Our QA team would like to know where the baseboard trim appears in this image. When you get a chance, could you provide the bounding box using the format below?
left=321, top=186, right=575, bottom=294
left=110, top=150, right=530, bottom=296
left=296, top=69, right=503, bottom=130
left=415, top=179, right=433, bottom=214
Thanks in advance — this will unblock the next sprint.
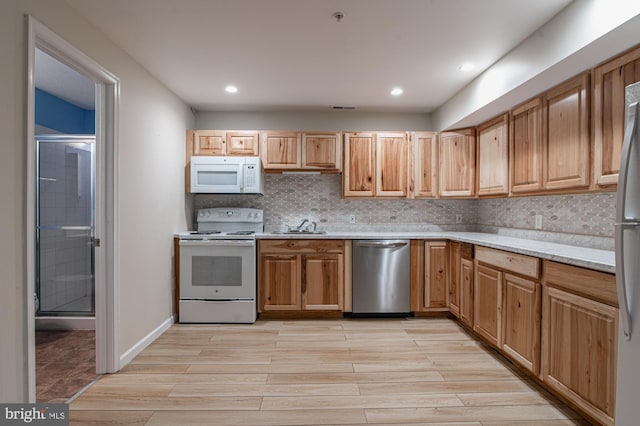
left=119, top=315, right=175, bottom=368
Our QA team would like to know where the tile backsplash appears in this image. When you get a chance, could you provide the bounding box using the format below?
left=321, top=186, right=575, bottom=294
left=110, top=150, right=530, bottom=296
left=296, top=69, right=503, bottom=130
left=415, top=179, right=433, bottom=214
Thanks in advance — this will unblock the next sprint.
left=194, top=174, right=616, bottom=250
left=195, top=174, right=476, bottom=232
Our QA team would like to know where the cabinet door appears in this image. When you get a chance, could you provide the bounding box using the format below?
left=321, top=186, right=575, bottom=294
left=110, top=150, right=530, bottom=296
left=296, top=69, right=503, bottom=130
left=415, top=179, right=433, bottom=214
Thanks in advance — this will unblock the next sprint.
left=260, top=131, right=301, bottom=169
left=542, top=286, right=618, bottom=425
left=376, top=132, right=407, bottom=197
left=593, top=45, right=640, bottom=187
left=542, top=73, right=590, bottom=190
left=510, top=98, right=543, bottom=193
left=260, top=255, right=301, bottom=311
left=438, top=128, right=476, bottom=197
left=459, top=257, right=474, bottom=328
left=193, top=130, right=226, bottom=155
left=226, top=131, right=259, bottom=156
left=301, top=132, right=342, bottom=171
left=302, top=254, right=343, bottom=311
left=410, top=132, right=437, bottom=198
left=477, top=114, right=509, bottom=196
left=448, top=242, right=462, bottom=317
left=343, top=132, right=375, bottom=197
left=474, top=263, right=502, bottom=347
left=502, top=273, right=541, bottom=374
left=424, top=241, right=448, bottom=308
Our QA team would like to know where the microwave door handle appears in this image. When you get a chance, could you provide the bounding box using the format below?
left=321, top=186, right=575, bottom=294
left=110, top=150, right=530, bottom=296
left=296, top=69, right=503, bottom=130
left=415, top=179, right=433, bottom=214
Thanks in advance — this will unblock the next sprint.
left=238, top=165, right=244, bottom=190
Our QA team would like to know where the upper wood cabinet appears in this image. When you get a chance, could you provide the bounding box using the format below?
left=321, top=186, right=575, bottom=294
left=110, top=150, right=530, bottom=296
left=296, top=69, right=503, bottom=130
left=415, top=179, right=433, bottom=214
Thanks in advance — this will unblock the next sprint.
left=301, top=132, right=342, bottom=171
left=260, top=131, right=302, bottom=169
left=376, top=132, right=408, bottom=197
left=541, top=73, right=591, bottom=191
left=477, top=114, right=509, bottom=196
left=343, top=132, right=375, bottom=196
left=409, top=132, right=438, bottom=198
left=260, top=131, right=342, bottom=171
left=191, top=130, right=259, bottom=156
left=593, top=45, right=640, bottom=187
left=438, top=128, right=476, bottom=198
left=343, top=132, right=408, bottom=197
left=510, top=98, right=543, bottom=194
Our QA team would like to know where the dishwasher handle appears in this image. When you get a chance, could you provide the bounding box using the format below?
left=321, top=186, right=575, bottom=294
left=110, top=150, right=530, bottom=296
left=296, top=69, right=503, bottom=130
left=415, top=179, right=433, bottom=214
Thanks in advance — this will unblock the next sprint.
left=355, top=241, right=408, bottom=249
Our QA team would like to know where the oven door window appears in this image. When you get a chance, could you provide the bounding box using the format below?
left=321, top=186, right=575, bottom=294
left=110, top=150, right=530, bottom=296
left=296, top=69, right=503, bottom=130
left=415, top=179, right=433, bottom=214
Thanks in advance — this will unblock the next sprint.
left=192, top=256, right=242, bottom=287
left=180, top=243, right=255, bottom=300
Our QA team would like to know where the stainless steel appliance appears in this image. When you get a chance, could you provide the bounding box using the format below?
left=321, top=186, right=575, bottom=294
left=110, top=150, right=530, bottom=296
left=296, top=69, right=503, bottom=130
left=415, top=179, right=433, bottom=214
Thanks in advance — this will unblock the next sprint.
left=615, top=82, right=640, bottom=423
left=352, top=240, right=410, bottom=315
left=177, top=208, right=263, bottom=323
left=190, top=156, right=264, bottom=194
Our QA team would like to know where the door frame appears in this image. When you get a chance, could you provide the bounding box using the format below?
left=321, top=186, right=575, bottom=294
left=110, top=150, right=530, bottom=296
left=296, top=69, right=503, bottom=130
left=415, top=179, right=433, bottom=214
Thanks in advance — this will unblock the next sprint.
left=26, top=16, right=120, bottom=401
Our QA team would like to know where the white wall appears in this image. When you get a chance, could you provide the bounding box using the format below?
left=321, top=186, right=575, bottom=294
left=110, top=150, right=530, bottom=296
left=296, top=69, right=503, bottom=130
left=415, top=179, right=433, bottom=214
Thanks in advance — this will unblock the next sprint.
left=0, top=0, right=193, bottom=401
left=196, top=110, right=431, bottom=131
left=434, top=0, right=640, bottom=130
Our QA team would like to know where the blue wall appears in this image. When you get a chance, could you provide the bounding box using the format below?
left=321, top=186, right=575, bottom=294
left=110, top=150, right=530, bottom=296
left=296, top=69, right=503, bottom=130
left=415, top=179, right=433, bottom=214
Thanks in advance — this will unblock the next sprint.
left=35, top=88, right=95, bottom=134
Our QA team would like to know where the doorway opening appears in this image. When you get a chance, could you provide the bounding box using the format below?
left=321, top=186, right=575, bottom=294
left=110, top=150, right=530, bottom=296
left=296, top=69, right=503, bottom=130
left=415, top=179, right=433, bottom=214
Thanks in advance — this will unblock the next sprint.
left=27, top=16, right=120, bottom=403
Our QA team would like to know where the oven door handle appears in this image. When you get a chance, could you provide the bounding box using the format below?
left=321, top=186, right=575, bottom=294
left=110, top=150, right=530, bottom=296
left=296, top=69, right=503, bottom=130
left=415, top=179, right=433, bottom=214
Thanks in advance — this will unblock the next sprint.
left=179, top=239, right=255, bottom=247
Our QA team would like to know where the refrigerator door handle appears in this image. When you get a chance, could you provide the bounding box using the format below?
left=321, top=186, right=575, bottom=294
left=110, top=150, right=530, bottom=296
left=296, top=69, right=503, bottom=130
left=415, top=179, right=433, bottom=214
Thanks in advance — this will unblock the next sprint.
left=616, top=102, right=639, bottom=341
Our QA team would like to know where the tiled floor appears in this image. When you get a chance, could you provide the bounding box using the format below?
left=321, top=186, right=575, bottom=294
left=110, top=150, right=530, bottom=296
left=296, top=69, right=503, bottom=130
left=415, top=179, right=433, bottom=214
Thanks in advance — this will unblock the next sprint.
left=36, top=330, right=97, bottom=403
left=69, top=318, right=588, bottom=425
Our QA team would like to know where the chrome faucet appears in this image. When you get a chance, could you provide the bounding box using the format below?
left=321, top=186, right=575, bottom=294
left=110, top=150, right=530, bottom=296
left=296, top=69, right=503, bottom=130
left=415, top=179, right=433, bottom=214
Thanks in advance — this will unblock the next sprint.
left=296, top=218, right=310, bottom=231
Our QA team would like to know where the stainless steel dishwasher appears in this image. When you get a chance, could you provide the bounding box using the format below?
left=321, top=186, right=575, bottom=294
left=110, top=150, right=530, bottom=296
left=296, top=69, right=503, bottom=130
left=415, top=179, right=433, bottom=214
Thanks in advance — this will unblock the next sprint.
left=352, top=240, right=410, bottom=315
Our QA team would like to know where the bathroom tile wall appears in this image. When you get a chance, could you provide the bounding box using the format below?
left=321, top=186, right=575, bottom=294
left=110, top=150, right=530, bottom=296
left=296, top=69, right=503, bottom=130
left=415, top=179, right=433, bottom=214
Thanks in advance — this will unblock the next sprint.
left=194, top=175, right=616, bottom=250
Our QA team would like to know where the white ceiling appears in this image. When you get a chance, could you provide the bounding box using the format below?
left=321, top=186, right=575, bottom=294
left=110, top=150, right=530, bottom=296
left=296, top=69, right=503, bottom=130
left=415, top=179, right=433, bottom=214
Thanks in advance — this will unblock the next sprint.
left=62, top=0, right=572, bottom=113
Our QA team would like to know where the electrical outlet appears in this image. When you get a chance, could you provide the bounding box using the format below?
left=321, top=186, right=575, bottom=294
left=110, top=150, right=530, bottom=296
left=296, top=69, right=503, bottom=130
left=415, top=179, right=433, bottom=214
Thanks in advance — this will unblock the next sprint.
left=455, top=214, right=462, bottom=224
left=349, top=214, right=356, bottom=224
left=535, top=214, right=543, bottom=229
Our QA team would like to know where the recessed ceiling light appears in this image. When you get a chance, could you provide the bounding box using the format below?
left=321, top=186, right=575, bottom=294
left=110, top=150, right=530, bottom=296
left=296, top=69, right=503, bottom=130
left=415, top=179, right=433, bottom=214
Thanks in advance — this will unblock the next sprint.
left=459, top=63, right=475, bottom=72
left=225, top=84, right=238, bottom=94
left=390, top=87, right=403, bottom=96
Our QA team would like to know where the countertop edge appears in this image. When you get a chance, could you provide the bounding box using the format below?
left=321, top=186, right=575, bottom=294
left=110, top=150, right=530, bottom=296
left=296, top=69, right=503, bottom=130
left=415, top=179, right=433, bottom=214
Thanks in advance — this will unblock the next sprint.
left=255, top=231, right=615, bottom=274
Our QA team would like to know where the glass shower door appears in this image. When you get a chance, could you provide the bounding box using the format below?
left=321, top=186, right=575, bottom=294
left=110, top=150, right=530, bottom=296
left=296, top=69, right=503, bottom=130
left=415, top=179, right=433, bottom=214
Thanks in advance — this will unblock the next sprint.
left=36, top=135, right=95, bottom=316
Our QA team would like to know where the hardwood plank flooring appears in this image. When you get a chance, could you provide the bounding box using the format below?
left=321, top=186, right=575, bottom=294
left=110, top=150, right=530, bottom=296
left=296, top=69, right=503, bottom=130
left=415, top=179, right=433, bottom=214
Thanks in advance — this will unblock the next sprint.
left=70, top=318, right=586, bottom=425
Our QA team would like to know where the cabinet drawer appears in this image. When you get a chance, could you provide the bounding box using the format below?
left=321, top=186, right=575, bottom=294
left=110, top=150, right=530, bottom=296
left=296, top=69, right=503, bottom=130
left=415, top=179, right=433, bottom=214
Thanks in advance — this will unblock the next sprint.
left=475, top=246, right=540, bottom=279
left=543, top=260, right=617, bottom=307
left=259, top=239, right=345, bottom=254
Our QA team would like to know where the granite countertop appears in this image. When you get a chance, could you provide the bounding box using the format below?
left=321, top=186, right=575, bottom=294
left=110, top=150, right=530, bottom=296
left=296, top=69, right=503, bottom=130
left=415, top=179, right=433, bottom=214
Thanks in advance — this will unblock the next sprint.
left=257, top=231, right=615, bottom=274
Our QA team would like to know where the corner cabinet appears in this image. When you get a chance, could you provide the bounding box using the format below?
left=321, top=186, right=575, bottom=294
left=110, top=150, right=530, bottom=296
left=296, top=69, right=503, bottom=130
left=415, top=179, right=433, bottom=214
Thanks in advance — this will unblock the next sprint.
left=541, top=73, right=591, bottom=191
left=438, top=128, right=476, bottom=198
left=593, top=45, right=640, bottom=187
left=343, top=132, right=408, bottom=198
left=477, top=114, right=509, bottom=196
left=449, top=242, right=474, bottom=327
left=258, top=240, right=345, bottom=316
left=191, top=130, right=259, bottom=156
left=541, top=261, right=618, bottom=426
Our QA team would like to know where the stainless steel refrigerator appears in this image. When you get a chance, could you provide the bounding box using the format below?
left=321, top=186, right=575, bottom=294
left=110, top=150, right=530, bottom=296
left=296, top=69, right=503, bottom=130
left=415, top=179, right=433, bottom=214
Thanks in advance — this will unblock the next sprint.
left=615, top=81, right=640, bottom=423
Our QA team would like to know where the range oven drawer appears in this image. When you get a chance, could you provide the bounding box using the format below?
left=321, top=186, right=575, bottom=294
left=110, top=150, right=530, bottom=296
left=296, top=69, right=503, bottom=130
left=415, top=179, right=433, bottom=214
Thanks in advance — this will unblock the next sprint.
left=179, top=299, right=256, bottom=323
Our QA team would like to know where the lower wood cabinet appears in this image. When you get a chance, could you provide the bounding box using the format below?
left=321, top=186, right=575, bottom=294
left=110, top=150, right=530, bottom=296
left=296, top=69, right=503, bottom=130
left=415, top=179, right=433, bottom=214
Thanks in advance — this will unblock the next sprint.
left=259, top=240, right=345, bottom=314
left=449, top=242, right=474, bottom=327
left=473, top=263, right=502, bottom=347
left=411, top=241, right=449, bottom=312
left=541, top=261, right=618, bottom=426
left=474, top=246, right=541, bottom=374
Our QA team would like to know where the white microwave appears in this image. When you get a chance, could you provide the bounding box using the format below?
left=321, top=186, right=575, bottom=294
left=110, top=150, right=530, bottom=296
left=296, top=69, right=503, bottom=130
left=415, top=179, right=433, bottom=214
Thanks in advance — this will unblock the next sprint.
left=190, top=156, right=264, bottom=194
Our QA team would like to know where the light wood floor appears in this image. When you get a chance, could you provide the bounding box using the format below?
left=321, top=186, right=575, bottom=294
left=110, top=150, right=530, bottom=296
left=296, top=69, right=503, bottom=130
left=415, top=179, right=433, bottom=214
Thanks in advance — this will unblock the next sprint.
left=70, top=318, right=588, bottom=425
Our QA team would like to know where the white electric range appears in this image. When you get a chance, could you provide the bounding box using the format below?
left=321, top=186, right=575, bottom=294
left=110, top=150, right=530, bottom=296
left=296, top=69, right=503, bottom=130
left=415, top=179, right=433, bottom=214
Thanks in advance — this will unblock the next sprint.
left=176, top=208, right=263, bottom=323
